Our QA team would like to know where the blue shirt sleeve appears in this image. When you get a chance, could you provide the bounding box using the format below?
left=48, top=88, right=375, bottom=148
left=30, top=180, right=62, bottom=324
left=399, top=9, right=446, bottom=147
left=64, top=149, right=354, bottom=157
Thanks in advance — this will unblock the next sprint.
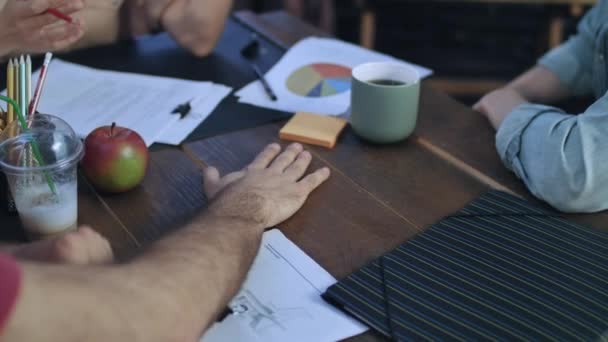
left=496, top=95, right=608, bottom=213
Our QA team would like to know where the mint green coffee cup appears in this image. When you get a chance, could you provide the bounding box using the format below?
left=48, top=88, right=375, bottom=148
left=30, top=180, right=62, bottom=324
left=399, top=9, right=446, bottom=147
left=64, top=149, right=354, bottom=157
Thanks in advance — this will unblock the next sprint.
left=351, top=62, right=420, bottom=143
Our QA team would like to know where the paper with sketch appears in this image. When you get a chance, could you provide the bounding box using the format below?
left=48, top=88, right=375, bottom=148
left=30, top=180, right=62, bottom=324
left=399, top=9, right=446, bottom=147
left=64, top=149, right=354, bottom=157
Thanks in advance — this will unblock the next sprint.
left=31, top=60, right=231, bottom=146
left=235, top=37, right=433, bottom=116
left=200, top=229, right=368, bottom=342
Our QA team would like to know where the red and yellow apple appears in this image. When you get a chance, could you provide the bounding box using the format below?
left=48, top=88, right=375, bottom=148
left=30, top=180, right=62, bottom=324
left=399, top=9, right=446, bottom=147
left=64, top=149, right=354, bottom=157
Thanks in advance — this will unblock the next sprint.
left=81, top=123, right=149, bottom=193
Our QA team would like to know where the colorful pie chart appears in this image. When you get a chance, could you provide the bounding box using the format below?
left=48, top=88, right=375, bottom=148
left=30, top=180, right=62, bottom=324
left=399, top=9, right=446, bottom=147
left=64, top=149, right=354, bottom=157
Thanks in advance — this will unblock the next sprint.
left=286, top=63, right=352, bottom=98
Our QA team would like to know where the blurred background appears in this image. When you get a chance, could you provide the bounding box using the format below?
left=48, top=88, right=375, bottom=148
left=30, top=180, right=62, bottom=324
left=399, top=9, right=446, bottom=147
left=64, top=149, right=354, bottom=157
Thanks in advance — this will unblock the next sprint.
left=234, top=0, right=595, bottom=104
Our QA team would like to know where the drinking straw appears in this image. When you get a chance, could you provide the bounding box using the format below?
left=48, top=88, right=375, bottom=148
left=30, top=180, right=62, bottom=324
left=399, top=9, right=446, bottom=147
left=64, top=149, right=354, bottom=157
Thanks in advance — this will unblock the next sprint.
left=0, top=95, right=57, bottom=195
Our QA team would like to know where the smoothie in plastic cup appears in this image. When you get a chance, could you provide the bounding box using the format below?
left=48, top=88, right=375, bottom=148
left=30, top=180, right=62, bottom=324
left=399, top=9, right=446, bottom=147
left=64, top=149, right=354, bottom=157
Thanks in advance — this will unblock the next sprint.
left=0, top=114, right=83, bottom=240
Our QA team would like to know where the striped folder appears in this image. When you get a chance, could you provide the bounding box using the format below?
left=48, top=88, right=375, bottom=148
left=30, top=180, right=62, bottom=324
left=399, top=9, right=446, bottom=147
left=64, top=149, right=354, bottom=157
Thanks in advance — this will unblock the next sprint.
left=323, top=191, right=608, bottom=340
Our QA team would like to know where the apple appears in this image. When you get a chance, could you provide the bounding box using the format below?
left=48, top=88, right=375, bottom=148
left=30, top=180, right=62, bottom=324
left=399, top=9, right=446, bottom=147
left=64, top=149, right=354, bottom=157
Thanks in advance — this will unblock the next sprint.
left=81, top=123, right=149, bottom=193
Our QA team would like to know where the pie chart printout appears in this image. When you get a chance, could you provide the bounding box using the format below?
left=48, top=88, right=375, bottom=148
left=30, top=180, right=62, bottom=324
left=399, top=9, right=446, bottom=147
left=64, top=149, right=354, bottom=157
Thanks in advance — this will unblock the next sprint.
left=286, top=63, right=352, bottom=98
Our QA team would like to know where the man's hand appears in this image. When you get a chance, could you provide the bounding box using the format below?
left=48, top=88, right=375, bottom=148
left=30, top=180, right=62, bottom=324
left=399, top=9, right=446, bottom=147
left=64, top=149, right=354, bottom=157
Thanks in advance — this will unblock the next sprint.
left=0, top=0, right=85, bottom=57
left=124, top=0, right=171, bottom=36
left=2, top=144, right=327, bottom=342
left=203, top=143, right=331, bottom=229
left=473, top=88, right=528, bottom=129
left=10, top=226, right=114, bottom=265
left=124, top=0, right=232, bottom=56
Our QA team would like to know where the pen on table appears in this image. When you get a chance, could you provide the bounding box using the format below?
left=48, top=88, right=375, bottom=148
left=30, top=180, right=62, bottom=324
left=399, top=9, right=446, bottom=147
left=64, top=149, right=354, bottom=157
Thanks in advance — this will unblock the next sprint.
left=46, top=8, right=73, bottom=23
left=29, top=53, right=53, bottom=115
left=251, top=64, right=277, bottom=101
left=240, top=37, right=278, bottom=101
left=6, top=59, right=14, bottom=124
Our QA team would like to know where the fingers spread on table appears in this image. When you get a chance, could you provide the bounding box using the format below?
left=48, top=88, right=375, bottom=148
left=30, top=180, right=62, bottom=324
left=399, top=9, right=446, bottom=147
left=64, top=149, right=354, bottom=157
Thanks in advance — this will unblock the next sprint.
left=284, top=151, right=312, bottom=181
left=247, top=143, right=281, bottom=170
left=270, top=143, right=303, bottom=173
left=298, top=167, right=330, bottom=193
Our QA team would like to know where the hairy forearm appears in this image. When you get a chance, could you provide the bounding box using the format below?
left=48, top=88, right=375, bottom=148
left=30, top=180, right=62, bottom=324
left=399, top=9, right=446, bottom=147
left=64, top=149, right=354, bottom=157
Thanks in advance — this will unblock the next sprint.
left=505, top=65, right=571, bottom=104
left=124, top=213, right=263, bottom=339
left=4, top=214, right=263, bottom=341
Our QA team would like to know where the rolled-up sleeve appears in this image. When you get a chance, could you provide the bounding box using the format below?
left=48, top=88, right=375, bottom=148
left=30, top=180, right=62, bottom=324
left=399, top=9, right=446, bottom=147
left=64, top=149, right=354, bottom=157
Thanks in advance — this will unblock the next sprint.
left=496, top=95, right=608, bottom=213
left=537, top=4, right=598, bottom=97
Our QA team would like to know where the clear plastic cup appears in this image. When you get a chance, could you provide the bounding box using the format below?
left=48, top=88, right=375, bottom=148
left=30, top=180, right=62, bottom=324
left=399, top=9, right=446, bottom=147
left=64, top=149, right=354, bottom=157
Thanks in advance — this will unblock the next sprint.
left=0, top=114, right=83, bottom=240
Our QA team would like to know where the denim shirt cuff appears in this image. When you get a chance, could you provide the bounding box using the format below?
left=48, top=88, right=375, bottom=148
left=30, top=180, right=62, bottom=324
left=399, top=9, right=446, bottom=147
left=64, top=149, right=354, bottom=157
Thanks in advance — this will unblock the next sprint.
left=496, top=103, right=562, bottom=170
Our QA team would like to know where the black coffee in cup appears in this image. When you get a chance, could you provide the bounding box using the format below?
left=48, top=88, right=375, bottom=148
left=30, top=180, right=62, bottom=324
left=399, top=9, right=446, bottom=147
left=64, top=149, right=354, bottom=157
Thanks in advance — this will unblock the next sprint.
left=368, top=79, right=407, bottom=86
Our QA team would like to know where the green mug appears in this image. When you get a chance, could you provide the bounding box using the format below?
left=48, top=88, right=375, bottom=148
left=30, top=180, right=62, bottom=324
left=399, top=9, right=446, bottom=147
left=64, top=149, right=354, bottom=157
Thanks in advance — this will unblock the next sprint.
left=351, top=62, right=421, bottom=143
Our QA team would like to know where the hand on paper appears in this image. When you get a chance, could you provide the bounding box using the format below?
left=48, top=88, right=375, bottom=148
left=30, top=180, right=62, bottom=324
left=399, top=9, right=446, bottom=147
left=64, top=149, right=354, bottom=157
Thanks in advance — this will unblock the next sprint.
left=10, top=226, right=114, bottom=265
left=0, top=0, right=85, bottom=57
left=203, top=143, right=331, bottom=229
left=473, top=88, right=528, bottom=129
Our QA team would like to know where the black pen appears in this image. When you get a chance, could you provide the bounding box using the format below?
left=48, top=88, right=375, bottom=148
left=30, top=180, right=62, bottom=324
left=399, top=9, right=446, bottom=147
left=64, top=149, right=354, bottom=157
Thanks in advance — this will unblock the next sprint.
left=251, top=64, right=278, bottom=101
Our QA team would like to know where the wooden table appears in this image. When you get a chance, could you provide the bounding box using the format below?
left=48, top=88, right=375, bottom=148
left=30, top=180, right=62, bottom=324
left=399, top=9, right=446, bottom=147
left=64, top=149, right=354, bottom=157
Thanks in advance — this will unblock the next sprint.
left=2, top=10, right=606, bottom=341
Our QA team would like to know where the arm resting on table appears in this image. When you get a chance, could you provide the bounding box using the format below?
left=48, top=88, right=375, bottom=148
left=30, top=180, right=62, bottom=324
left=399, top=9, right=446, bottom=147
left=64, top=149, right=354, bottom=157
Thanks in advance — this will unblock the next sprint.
left=505, top=66, right=571, bottom=104
left=506, top=1, right=599, bottom=103
left=2, top=213, right=263, bottom=341
left=497, top=96, right=608, bottom=213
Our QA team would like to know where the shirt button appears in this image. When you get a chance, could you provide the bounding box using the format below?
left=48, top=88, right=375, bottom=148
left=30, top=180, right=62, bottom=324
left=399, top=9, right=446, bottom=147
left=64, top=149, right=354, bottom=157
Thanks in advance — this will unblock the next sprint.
left=599, top=54, right=605, bottom=60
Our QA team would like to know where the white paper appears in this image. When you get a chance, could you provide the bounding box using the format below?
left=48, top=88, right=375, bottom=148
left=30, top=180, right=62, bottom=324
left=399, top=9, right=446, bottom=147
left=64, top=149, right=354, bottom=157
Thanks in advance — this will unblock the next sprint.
left=201, top=229, right=368, bottom=342
left=235, top=37, right=433, bottom=116
left=155, top=83, right=232, bottom=145
left=32, top=60, right=231, bottom=146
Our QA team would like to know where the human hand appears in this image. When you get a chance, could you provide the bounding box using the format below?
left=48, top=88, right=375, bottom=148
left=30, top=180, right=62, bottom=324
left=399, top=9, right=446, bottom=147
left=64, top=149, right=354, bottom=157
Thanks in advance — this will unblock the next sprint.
left=123, top=0, right=171, bottom=36
left=0, top=0, right=85, bottom=56
left=203, top=143, right=331, bottom=229
left=473, top=88, right=528, bottom=129
left=160, top=0, right=231, bottom=56
left=12, top=226, right=114, bottom=265
left=124, top=0, right=230, bottom=56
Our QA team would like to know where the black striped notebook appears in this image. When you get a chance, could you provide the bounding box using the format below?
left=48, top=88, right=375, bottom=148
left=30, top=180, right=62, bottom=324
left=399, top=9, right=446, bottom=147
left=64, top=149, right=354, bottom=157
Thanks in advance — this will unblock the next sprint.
left=323, top=191, right=608, bottom=341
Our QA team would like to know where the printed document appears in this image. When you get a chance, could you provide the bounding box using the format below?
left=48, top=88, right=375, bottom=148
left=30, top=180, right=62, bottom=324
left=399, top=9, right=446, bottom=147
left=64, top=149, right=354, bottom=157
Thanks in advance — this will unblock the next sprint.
left=201, top=229, right=368, bottom=342
left=32, top=60, right=231, bottom=146
left=235, top=37, right=432, bottom=115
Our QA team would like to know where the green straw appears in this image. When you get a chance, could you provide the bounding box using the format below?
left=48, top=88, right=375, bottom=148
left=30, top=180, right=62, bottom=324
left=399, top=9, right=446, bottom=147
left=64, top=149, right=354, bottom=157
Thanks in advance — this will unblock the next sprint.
left=0, top=95, right=57, bottom=195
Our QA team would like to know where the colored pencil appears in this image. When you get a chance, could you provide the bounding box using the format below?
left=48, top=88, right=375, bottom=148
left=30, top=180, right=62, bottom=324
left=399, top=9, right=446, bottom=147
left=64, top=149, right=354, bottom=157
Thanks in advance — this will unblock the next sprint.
left=19, top=56, right=27, bottom=117
left=26, top=55, right=31, bottom=115
left=29, top=53, right=53, bottom=116
left=14, top=59, right=19, bottom=120
left=46, top=9, right=73, bottom=23
left=7, top=59, right=14, bottom=123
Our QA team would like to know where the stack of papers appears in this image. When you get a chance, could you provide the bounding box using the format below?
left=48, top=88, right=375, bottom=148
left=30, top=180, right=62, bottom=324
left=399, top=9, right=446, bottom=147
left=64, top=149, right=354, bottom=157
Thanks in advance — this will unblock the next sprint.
left=235, top=37, right=433, bottom=116
left=201, top=229, right=368, bottom=342
left=33, top=60, right=232, bottom=146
